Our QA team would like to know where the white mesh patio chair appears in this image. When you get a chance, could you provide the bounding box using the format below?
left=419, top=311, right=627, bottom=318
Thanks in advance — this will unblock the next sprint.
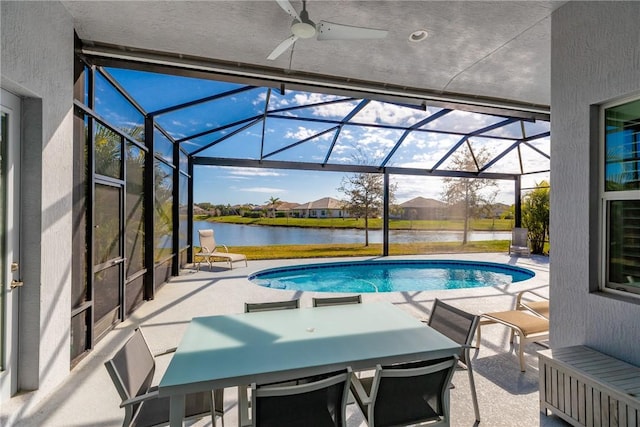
left=196, top=228, right=247, bottom=270
left=509, top=227, right=531, bottom=257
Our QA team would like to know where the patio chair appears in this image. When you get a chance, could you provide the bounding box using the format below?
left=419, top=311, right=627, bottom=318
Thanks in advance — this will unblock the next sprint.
left=241, top=298, right=301, bottom=423
left=312, top=295, right=362, bottom=307
left=423, top=298, right=480, bottom=422
left=477, top=292, right=549, bottom=371
left=196, top=228, right=247, bottom=270
left=250, top=367, right=352, bottom=427
left=104, top=328, right=224, bottom=427
left=509, top=227, right=531, bottom=257
left=350, top=356, right=458, bottom=427
left=244, top=299, right=300, bottom=313
left=515, top=289, right=549, bottom=319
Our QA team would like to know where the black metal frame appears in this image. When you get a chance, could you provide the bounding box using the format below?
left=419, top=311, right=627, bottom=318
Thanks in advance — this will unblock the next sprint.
left=72, top=45, right=551, bottom=362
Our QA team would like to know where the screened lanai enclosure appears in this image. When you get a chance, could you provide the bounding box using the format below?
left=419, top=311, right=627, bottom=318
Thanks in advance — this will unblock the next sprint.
left=71, top=47, right=549, bottom=362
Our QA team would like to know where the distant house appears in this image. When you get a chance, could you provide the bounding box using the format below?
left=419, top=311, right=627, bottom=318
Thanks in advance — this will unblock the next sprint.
left=265, top=201, right=299, bottom=217
left=291, top=197, right=348, bottom=218
left=399, top=197, right=448, bottom=220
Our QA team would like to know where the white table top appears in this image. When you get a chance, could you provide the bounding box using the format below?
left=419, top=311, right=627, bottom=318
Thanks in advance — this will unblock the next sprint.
left=159, top=301, right=460, bottom=397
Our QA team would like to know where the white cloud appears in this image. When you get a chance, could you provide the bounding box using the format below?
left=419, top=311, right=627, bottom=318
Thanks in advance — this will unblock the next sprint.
left=253, top=91, right=267, bottom=106
left=241, top=187, right=287, bottom=194
left=229, top=168, right=284, bottom=177
left=284, top=126, right=333, bottom=141
left=354, top=101, right=427, bottom=126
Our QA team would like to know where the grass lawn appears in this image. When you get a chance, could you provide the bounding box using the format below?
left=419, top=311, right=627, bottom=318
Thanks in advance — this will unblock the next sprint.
left=194, top=240, right=512, bottom=260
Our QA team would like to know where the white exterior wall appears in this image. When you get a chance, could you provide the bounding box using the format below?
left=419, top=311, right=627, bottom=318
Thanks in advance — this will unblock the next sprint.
left=550, top=2, right=640, bottom=364
left=0, top=0, right=74, bottom=415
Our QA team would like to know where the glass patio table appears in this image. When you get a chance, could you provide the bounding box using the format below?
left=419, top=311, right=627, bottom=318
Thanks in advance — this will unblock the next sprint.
left=159, top=301, right=460, bottom=427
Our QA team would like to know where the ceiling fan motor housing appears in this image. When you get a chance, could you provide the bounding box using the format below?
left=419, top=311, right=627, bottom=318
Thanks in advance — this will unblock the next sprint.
left=291, top=8, right=316, bottom=38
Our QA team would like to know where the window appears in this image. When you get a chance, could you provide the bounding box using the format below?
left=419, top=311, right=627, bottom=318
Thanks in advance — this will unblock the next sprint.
left=601, top=96, right=640, bottom=297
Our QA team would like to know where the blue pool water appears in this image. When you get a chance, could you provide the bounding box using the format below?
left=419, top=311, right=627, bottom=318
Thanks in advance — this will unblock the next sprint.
left=249, top=260, right=535, bottom=293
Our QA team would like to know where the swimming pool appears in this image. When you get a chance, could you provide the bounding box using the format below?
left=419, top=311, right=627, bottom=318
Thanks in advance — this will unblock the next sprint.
left=248, top=259, right=535, bottom=293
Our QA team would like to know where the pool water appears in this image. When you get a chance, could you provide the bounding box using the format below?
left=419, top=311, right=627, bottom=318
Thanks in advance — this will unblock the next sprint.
left=249, top=260, right=535, bottom=293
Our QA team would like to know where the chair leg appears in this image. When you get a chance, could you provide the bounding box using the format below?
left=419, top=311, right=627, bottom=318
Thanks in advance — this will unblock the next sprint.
left=238, top=385, right=251, bottom=427
left=466, top=361, right=481, bottom=422
left=518, top=334, right=526, bottom=372
left=213, top=389, right=225, bottom=427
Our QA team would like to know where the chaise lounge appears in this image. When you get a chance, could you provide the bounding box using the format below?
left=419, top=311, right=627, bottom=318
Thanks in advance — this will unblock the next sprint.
left=196, top=228, right=247, bottom=270
left=477, top=289, right=549, bottom=372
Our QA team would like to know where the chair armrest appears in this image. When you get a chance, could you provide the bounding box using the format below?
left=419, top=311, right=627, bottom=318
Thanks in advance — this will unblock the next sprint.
left=153, top=346, right=177, bottom=357
left=120, top=389, right=159, bottom=408
left=350, top=375, right=373, bottom=405
left=515, top=289, right=548, bottom=308
left=219, top=244, right=229, bottom=253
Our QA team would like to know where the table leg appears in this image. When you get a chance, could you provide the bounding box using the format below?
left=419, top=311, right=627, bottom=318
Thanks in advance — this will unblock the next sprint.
left=169, top=394, right=186, bottom=427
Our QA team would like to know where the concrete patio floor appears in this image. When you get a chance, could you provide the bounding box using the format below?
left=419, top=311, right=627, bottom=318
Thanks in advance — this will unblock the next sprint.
left=4, top=253, right=570, bottom=426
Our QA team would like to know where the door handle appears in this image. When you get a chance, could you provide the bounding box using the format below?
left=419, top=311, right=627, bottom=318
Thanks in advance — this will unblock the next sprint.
left=10, top=280, right=24, bottom=289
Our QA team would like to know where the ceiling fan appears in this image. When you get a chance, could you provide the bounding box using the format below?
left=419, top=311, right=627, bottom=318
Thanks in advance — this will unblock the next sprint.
left=267, top=0, right=388, bottom=60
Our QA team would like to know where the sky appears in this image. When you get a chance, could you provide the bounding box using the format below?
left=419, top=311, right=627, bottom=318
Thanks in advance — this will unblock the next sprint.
left=97, top=67, right=551, bottom=207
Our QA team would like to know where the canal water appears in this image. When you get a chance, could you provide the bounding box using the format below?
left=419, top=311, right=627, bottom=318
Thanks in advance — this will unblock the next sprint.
left=193, top=221, right=511, bottom=246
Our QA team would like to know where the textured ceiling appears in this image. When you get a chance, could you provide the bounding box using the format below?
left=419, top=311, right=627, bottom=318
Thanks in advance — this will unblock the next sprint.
left=64, top=1, right=565, bottom=111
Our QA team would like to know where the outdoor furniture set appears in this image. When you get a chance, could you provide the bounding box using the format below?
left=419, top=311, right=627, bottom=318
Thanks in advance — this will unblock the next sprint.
left=104, top=288, right=555, bottom=426
left=105, top=300, right=470, bottom=427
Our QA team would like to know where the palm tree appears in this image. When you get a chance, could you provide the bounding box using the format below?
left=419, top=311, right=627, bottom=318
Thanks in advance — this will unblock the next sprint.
left=267, top=196, right=281, bottom=218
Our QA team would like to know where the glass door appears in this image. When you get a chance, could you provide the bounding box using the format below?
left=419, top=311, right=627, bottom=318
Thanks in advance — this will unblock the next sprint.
left=92, top=121, right=125, bottom=340
left=93, top=182, right=125, bottom=339
left=0, top=88, right=22, bottom=400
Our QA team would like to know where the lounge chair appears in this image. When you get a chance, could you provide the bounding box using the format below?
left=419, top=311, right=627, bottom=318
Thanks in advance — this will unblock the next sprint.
left=350, top=356, right=458, bottom=427
left=250, top=368, right=352, bottom=427
left=477, top=289, right=550, bottom=372
left=196, top=228, right=247, bottom=270
left=424, top=299, right=480, bottom=422
left=509, top=227, right=531, bottom=257
left=312, top=295, right=362, bottom=307
left=104, top=328, right=224, bottom=427
left=515, top=289, right=549, bottom=319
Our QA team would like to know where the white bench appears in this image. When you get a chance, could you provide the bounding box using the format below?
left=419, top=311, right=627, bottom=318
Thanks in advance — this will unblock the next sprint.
left=538, top=346, right=640, bottom=426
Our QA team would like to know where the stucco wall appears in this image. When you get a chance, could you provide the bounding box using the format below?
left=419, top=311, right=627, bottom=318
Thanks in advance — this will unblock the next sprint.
left=550, top=2, right=640, bottom=364
left=1, top=0, right=74, bottom=409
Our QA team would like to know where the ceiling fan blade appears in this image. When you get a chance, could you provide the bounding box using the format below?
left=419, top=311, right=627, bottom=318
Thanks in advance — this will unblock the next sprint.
left=267, top=34, right=299, bottom=60
left=316, top=21, right=388, bottom=41
left=275, top=0, right=300, bottom=21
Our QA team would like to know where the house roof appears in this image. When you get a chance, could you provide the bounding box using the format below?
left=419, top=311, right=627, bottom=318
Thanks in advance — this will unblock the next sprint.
left=399, top=197, right=447, bottom=209
left=293, top=197, right=345, bottom=210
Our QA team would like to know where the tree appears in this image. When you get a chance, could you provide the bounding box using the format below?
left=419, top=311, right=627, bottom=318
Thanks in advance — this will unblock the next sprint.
left=197, top=202, right=214, bottom=212
left=338, top=173, right=384, bottom=246
left=338, top=147, right=398, bottom=246
left=266, top=196, right=281, bottom=218
left=441, top=148, right=498, bottom=244
left=522, top=181, right=550, bottom=254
